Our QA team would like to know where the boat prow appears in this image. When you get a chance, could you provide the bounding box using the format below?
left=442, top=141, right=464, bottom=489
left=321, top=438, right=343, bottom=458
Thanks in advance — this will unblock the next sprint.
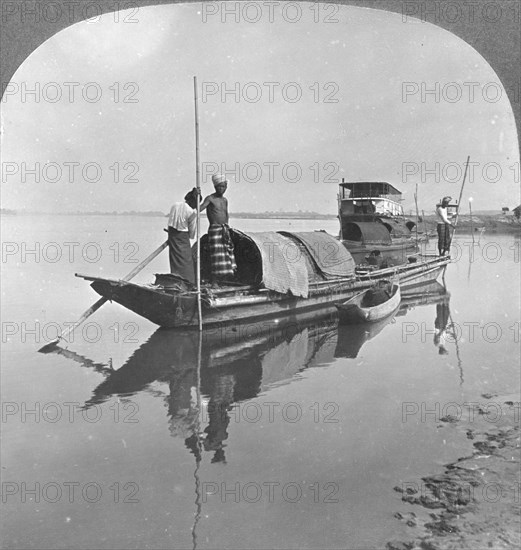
left=82, top=275, right=200, bottom=327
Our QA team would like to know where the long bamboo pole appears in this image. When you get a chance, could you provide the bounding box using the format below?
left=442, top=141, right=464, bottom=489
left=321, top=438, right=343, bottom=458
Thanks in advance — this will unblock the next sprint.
left=469, top=199, right=475, bottom=244
left=422, top=209, right=428, bottom=242
left=414, top=183, right=419, bottom=247
left=453, top=156, right=471, bottom=229
left=449, top=156, right=471, bottom=255
left=193, top=76, right=203, bottom=331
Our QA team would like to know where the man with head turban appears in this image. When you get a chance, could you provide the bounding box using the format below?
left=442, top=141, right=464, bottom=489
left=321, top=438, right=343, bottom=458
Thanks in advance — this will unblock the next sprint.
left=435, top=196, right=454, bottom=256
left=199, top=174, right=237, bottom=283
left=166, top=188, right=199, bottom=283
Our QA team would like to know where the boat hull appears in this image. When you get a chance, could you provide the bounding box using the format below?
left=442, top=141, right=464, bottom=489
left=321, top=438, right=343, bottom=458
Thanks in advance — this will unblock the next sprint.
left=83, top=255, right=449, bottom=328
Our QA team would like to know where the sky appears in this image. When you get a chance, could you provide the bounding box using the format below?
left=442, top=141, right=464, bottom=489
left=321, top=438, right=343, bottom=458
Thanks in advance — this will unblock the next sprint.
left=1, top=2, right=519, bottom=214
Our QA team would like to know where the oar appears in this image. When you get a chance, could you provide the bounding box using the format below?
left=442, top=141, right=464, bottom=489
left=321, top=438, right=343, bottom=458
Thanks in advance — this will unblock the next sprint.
left=38, top=240, right=168, bottom=353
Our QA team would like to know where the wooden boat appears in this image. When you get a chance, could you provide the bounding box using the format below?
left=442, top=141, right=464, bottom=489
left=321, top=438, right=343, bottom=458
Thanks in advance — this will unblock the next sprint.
left=336, top=281, right=400, bottom=323
left=77, top=228, right=449, bottom=329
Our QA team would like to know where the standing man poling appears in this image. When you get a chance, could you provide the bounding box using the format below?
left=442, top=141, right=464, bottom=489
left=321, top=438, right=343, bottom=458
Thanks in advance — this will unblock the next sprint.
left=200, top=174, right=237, bottom=283
left=167, top=188, right=199, bottom=284
left=435, top=196, right=454, bottom=256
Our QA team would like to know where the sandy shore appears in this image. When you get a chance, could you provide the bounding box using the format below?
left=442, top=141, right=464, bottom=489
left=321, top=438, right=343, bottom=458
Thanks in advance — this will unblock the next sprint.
left=388, top=394, right=520, bottom=550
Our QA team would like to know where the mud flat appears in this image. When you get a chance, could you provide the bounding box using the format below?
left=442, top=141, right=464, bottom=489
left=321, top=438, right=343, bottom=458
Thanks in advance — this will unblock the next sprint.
left=388, top=394, right=520, bottom=550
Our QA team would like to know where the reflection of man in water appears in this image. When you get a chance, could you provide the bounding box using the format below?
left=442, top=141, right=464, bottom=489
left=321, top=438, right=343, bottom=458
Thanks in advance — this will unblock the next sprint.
left=166, top=367, right=199, bottom=440
left=202, top=373, right=236, bottom=463
left=434, top=302, right=450, bottom=355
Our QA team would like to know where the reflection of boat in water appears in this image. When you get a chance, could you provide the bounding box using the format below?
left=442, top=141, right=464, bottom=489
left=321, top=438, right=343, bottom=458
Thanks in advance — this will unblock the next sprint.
left=85, top=315, right=339, bottom=409
left=335, top=315, right=394, bottom=358
left=396, top=280, right=450, bottom=315
left=81, top=281, right=450, bottom=461
left=335, top=282, right=449, bottom=355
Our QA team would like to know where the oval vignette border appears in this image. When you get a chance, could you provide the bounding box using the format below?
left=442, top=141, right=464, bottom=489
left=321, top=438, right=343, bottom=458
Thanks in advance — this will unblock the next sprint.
left=1, top=0, right=520, bottom=148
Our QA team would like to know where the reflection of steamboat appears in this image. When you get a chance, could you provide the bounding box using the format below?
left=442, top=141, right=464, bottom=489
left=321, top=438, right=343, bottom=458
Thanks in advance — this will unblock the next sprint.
left=75, top=281, right=450, bottom=463
left=338, top=180, right=418, bottom=264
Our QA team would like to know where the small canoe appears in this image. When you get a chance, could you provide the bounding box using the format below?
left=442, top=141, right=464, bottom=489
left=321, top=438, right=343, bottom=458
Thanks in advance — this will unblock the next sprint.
left=336, top=281, right=400, bottom=323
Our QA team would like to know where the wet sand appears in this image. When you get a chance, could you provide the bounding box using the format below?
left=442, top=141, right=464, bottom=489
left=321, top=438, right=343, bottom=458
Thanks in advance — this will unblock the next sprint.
left=388, top=394, right=520, bottom=550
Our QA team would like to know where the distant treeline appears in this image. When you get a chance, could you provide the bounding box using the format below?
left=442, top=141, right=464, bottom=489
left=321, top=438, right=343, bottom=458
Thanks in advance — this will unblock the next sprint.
left=233, top=211, right=337, bottom=219
left=0, top=210, right=166, bottom=217
left=420, top=214, right=520, bottom=234
left=3, top=210, right=519, bottom=231
left=1, top=209, right=337, bottom=219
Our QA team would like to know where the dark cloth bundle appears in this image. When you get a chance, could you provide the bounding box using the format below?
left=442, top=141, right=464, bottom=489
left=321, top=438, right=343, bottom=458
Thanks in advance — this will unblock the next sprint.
left=362, top=285, right=391, bottom=307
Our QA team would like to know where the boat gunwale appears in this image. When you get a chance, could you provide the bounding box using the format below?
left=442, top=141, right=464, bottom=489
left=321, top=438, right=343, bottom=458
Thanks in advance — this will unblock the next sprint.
left=77, top=255, right=449, bottom=301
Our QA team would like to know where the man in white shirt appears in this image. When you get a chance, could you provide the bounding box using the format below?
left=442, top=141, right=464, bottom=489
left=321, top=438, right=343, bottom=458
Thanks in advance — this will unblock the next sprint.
left=167, top=188, right=198, bottom=283
left=435, top=196, right=454, bottom=256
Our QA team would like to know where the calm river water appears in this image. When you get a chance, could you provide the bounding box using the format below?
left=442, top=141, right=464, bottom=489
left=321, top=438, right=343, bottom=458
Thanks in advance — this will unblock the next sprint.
left=1, top=215, right=520, bottom=549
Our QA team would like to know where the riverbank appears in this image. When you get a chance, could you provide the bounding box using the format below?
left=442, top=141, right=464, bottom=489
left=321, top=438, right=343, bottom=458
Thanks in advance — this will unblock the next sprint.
left=420, top=216, right=521, bottom=235
left=388, top=395, right=520, bottom=550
